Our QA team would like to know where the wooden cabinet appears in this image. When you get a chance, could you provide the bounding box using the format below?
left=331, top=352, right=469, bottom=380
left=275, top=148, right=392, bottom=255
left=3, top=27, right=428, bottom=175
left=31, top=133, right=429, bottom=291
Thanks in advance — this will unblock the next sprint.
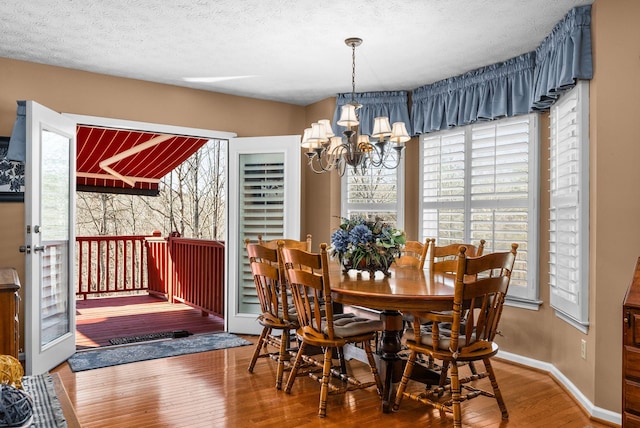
left=624, top=258, right=640, bottom=427
left=0, top=268, right=20, bottom=358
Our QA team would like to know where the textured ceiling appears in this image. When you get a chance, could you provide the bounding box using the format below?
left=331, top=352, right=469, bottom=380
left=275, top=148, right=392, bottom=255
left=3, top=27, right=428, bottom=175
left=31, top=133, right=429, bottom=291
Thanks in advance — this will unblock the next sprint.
left=0, top=0, right=593, bottom=106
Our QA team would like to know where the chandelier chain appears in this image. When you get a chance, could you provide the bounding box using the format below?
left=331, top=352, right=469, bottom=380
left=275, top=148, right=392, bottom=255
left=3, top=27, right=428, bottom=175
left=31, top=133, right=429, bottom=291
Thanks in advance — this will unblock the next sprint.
left=351, top=42, right=357, bottom=103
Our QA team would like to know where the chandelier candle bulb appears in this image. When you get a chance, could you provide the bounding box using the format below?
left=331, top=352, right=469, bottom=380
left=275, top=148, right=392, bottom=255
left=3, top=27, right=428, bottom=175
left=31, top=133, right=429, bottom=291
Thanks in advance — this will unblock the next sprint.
left=337, top=104, right=359, bottom=127
left=301, top=128, right=314, bottom=150
left=372, top=116, right=392, bottom=138
left=318, top=119, right=334, bottom=137
left=308, top=122, right=327, bottom=143
left=390, top=122, right=411, bottom=144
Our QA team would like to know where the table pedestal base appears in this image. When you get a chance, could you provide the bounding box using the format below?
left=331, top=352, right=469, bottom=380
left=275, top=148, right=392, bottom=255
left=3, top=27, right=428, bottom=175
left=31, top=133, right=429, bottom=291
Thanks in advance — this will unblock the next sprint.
left=379, top=310, right=405, bottom=413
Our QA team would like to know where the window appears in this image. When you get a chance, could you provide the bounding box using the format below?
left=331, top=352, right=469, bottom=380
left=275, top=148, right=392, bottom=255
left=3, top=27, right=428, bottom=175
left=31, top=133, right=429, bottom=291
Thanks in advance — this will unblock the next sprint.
left=341, top=151, right=404, bottom=229
left=420, top=114, right=540, bottom=306
left=549, top=81, right=589, bottom=332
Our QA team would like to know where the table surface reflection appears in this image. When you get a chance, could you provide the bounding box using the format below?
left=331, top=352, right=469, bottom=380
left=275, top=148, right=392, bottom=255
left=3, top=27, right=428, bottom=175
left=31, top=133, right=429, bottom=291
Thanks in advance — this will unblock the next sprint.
left=330, top=262, right=455, bottom=312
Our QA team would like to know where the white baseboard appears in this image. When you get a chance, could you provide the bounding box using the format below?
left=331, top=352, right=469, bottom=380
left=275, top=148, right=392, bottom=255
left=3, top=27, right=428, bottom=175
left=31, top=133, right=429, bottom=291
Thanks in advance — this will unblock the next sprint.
left=497, top=350, right=621, bottom=426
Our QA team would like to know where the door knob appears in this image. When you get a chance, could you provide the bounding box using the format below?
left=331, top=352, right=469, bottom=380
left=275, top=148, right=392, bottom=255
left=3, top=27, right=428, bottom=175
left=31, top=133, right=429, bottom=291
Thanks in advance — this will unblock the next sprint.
left=19, top=245, right=30, bottom=253
left=33, top=246, right=46, bottom=253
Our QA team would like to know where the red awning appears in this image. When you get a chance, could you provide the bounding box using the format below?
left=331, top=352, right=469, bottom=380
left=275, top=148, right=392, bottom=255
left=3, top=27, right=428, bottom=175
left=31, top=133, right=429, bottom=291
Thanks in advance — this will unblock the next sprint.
left=76, top=125, right=209, bottom=195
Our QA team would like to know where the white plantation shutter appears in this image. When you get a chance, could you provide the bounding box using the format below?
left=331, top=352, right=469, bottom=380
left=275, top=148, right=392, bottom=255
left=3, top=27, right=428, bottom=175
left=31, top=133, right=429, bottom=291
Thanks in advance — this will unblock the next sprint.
left=227, top=135, right=300, bottom=334
left=342, top=150, right=404, bottom=228
left=240, top=156, right=285, bottom=242
left=549, top=82, right=589, bottom=331
left=238, top=154, right=285, bottom=313
left=422, top=130, right=465, bottom=242
left=421, top=114, right=539, bottom=304
left=470, top=118, right=534, bottom=298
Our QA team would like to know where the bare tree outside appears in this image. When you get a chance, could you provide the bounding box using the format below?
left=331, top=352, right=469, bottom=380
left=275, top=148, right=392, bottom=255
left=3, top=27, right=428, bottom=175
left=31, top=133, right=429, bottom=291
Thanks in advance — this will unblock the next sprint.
left=76, top=139, right=226, bottom=240
left=345, top=153, right=400, bottom=226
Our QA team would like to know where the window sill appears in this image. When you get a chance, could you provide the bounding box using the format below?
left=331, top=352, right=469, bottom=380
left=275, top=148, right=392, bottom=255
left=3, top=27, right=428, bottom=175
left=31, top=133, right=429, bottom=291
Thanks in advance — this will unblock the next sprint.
left=505, top=296, right=542, bottom=311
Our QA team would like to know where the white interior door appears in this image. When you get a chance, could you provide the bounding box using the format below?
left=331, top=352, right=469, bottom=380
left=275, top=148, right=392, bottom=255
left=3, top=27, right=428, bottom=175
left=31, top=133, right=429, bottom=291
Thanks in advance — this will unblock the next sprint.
left=226, top=135, right=301, bottom=334
left=24, top=101, right=77, bottom=375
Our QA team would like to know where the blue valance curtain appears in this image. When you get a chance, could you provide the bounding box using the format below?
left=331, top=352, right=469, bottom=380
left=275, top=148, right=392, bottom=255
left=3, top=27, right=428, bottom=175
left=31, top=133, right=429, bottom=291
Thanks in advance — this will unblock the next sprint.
left=408, top=4, right=592, bottom=134
left=411, top=53, right=535, bottom=134
left=531, top=4, right=593, bottom=111
left=332, top=91, right=412, bottom=136
left=7, top=100, right=26, bottom=162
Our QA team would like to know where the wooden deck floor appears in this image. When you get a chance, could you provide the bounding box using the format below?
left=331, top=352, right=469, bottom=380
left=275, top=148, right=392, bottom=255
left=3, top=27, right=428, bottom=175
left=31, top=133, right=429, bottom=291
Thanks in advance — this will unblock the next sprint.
left=75, top=294, right=224, bottom=349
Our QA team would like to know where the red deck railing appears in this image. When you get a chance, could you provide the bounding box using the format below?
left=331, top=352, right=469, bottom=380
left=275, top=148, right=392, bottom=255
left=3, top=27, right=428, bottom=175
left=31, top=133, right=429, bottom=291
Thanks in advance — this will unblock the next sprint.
left=76, top=235, right=149, bottom=297
left=76, top=234, right=225, bottom=317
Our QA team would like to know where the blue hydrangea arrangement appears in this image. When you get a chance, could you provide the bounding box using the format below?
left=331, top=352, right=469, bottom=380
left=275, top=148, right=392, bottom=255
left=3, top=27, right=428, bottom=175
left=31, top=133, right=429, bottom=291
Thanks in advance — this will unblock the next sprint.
left=330, top=216, right=405, bottom=277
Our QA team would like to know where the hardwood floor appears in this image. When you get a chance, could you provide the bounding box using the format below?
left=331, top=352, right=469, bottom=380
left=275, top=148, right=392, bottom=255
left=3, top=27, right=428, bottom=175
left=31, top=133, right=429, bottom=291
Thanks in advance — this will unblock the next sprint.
left=53, top=335, right=615, bottom=428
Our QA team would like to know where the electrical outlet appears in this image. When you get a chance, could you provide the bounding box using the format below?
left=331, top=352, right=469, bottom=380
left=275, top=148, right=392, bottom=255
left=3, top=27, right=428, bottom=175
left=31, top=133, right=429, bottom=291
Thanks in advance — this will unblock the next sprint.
left=581, top=339, right=587, bottom=359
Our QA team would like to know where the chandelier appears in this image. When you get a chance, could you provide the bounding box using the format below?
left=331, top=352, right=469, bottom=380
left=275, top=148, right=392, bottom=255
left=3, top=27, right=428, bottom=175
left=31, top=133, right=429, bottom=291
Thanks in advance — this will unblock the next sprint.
left=301, top=37, right=410, bottom=176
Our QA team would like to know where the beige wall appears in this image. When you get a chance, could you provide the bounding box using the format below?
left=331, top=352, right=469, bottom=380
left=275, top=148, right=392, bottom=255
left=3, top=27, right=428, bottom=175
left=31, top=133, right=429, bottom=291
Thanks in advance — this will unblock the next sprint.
left=497, top=0, right=640, bottom=415
left=0, top=57, right=307, bottom=354
left=0, top=59, right=305, bottom=137
left=590, top=0, right=640, bottom=411
left=300, top=98, right=341, bottom=248
left=1, top=0, right=635, bottom=416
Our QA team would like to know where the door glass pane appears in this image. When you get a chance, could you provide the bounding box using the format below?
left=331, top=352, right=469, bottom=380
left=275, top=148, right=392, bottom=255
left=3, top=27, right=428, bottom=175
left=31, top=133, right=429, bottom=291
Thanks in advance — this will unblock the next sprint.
left=40, top=129, right=71, bottom=346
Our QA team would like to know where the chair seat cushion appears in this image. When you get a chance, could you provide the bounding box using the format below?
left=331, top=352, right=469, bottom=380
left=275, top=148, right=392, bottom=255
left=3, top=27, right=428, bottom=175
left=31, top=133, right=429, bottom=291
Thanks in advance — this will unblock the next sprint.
left=278, top=304, right=298, bottom=320
left=323, top=316, right=383, bottom=338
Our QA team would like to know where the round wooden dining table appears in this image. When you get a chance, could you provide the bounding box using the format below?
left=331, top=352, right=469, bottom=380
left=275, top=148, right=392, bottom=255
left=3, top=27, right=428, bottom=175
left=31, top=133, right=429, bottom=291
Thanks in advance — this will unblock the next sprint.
left=329, top=263, right=456, bottom=413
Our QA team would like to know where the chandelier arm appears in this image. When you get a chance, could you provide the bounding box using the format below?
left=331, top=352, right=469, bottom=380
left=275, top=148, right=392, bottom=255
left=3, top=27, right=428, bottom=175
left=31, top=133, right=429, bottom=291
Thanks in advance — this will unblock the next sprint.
left=306, top=154, right=329, bottom=174
left=366, top=142, right=405, bottom=169
left=317, top=152, right=339, bottom=172
left=307, top=144, right=354, bottom=174
left=336, top=156, right=347, bottom=176
left=380, top=146, right=405, bottom=169
left=306, top=148, right=335, bottom=174
left=365, top=141, right=388, bottom=168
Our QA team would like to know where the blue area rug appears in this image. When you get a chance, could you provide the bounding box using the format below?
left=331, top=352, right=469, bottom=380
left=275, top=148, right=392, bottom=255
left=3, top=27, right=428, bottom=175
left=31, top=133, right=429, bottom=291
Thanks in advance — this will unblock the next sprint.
left=67, top=332, right=252, bottom=372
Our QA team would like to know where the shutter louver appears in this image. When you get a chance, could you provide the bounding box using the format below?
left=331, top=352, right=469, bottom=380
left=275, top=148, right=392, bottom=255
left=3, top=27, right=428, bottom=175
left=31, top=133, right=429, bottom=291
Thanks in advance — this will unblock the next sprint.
left=422, top=130, right=466, bottom=239
left=423, top=130, right=466, bottom=203
left=469, top=118, right=531, bottom=292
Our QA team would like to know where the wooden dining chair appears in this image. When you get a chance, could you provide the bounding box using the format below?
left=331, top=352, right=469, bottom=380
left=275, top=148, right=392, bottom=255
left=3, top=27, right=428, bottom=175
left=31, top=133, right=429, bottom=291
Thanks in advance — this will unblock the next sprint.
left=245, top=241, right=298, bottom=389
left=280, top=243, right=383, bottom=418
left=258, top=233, right=312, bottom=284
left=427, top=238, right=486, bottom=273
left=258, top=233, right=312, bottom=252
left=395, top=238, right=429, bottom=269
left=423, top=238, right=490, bottom=376
left=393, top=243, right=518, bottom=427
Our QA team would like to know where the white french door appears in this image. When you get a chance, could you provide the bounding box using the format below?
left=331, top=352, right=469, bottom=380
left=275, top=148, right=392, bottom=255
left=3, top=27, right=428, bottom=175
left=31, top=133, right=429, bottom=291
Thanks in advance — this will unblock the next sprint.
left=24, top=101, right=77, bottom=375
left=226, top=136, right=301, bottom=334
